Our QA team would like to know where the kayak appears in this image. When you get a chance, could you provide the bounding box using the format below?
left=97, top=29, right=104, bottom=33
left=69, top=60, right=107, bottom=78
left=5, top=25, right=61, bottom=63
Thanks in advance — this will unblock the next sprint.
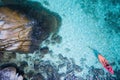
left=89, top=47, right=114, bottom=74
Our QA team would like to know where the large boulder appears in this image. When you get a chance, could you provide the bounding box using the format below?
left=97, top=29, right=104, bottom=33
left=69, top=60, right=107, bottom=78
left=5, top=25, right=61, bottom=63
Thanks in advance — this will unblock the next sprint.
left=0, top=0, right=62, bottom=53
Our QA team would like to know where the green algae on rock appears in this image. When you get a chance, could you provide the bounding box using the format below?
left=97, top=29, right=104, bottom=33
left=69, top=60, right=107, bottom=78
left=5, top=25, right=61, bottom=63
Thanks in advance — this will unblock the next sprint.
left=0, top=0, right=62, bottom=53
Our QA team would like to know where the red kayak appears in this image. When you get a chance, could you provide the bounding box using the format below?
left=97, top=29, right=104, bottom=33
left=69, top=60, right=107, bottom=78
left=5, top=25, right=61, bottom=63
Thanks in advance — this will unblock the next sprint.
left=89, top=47, right=114, bottom=74
left=98, top=54, right=114, bottom=74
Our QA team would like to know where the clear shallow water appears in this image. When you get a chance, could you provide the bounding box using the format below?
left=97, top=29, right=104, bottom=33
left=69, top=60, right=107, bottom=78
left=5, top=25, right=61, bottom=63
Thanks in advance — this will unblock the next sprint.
left=0, top=0, right=120, bottom=79
left=37, top=0, right=120, bottom=78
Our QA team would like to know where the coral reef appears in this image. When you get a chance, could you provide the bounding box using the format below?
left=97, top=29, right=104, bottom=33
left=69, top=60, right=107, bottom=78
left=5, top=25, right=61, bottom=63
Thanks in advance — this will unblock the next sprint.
left=0, top=53, right=120, bottom=80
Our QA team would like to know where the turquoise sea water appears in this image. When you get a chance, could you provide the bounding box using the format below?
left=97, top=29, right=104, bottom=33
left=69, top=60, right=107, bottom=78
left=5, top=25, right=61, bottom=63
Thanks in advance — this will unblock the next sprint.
left=0, top=0, right=120, bottom=79
left=42, top=0, right=120, bottom=78
left=34, top=0, right=120, bottom=79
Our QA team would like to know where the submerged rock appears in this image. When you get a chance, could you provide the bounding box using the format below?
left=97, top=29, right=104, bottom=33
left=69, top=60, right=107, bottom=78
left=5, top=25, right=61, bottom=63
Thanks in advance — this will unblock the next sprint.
left=1, top=0, right=25, bottom=4
left=0, top=63, right=26, bottom=80
left=74, top=65, right=83, bottom=72
left=0, top=52, right=16, bottom=62
left=0, top=7, right=31, bottom=53
left=44, top=39, right=50, bottom=45
left=20, top=61, right=28, bottom=70
left=51, top=34, right=62, bottom=44
left=0, top=52, right=4, bottom=62
left=43, top=1, right=50, bottom=6
left=26, top=70, right=35, bottom=79
left=32, top=73, right=45, bottom=80
left=64, top=72, right=80, bottom=80
left=40, top=46, right=49, bottom=54
left=94, top=68, right=104, bottom=75
left=0, top=0, right=62, bottom=53
left=115, top=69, right=120, bottom=80
left=118, top=60, right=120, bottom=65
left=38, top=60, right=60, bottom=80
left=34, top=59, right=40, bottom=71
left=58, top=54, right=64, bottom=60
left=110, top=62, right=116, bottom=66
